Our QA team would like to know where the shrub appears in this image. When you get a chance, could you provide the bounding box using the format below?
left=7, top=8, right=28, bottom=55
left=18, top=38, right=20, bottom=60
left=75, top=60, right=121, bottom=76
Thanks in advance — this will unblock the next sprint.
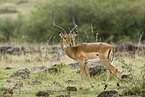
left=0, top=16, right=24, bottom=42
left=1, top=0, right=145, bottom=43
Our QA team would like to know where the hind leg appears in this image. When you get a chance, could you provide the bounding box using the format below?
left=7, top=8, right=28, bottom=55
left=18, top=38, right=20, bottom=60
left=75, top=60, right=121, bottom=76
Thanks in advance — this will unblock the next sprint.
left=100, top=55, right=119, bottom=90
left=103, top=70, right=111, bottom=90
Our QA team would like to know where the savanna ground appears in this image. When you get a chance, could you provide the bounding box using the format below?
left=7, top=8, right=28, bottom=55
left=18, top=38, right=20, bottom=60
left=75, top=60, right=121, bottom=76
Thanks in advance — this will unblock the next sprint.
left=0, top=0, right=145, bottom=97
left=0, top=42, right=144, bottom=97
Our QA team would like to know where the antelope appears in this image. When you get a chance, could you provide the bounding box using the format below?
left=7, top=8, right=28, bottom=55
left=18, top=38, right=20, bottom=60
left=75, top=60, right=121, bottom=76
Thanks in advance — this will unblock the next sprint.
left=52, top=13, right=119, bottom=91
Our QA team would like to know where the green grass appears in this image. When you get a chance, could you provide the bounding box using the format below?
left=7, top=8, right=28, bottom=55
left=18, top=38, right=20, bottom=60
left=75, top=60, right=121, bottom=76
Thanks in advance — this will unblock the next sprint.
left=0, top=0, right=47, bottom=18
left=0, top=0, right=144, bottom=96
left=0, top=43, right=144, bottom=96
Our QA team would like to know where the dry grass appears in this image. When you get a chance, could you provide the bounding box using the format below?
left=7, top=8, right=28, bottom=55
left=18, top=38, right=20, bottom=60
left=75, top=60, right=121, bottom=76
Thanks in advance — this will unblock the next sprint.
left=0, top=42, right=144, bottom=96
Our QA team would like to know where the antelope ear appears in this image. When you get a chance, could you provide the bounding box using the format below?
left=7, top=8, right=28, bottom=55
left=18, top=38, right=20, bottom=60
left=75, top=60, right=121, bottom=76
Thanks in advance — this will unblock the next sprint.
left=59, top=32, right=64, bottom=39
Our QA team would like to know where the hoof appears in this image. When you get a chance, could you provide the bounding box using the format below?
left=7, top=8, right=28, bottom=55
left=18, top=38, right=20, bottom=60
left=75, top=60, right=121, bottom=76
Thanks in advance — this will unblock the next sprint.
left=103, top=84, right=107, bottom=90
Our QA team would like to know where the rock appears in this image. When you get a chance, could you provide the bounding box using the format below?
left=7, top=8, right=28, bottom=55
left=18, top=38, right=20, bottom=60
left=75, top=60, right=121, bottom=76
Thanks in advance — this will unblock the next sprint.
left=121, top=74, right=132, bottom=80
left=122, top=89, right=134, bottom=96
left=66, top=86, right=77, bottom=91
left=5, top=66, right=13, bottom=70
left=10, top=68, right=30, bottom=77
left=89, top=65, right=107, bottom=77
left=0, top=46, right=24, bottom=55
left=6, top=79, right=13, bottom=83
left=122, top=74, right=129, bottom=79
left=45, top=68, right=60, bottom=74
left=66, top=79, right=75, bottom=83
left=2, top=85, right=13, bottom=96
left=122, top=88, right=142, bottom=96
left=57, top=94, right=70, bottom=97
left=36, top=91, right=50, bottom=97
left=97, top=90, right=118, bottom=97
left=32, top=80, right=42, bottom=85
left=57, top=94, right=65, bottom=97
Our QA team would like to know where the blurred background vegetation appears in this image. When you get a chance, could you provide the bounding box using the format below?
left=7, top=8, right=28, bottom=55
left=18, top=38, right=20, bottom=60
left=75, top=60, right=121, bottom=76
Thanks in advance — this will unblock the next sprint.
left=0, top=0, right=145, bottom=44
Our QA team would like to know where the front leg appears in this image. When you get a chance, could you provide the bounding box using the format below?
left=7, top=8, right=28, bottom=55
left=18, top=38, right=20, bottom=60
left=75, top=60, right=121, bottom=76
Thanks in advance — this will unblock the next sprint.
left=78, top=61, right=84, bottom=90
left=84, top=63, right=94, bottom=91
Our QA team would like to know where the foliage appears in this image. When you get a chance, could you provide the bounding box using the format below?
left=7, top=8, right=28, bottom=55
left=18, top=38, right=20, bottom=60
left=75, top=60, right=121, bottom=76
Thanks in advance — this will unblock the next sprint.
left=0, top=0, right=145, bottom=43
left=0, top=16, right=24, bottom=42
left=23, top=0, right=145, bottom=43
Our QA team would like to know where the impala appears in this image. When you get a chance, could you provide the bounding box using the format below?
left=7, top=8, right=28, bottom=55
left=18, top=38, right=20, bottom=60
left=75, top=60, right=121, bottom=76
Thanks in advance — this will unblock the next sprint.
left=52, top=13, right=119, bottom=91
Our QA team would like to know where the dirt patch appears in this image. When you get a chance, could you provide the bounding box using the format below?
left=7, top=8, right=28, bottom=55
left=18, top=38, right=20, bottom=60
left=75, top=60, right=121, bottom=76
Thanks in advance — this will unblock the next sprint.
left=36, top=91, right=50, bottom=97
left=66, top=86, right=77, bottom=91
left=2, top=85, right=14, bottom=96
left=0, top=46, right=24, bottom=55
left=10, top=68, right=30, bottom=77
left=97, top=90, right=118, bottom=97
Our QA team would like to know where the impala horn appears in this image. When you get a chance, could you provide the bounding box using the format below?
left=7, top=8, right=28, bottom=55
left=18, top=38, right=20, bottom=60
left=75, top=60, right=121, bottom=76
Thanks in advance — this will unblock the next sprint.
left=52, top=11, right=67, bottom=34
left=69, top=15, right=78, bottom=34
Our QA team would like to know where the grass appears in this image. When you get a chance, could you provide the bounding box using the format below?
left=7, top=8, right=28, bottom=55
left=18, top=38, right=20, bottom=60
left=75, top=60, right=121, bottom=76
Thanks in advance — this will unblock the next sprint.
left=0, top=0, right=47, bottom=18
left=0, top=43, right=144, bottom=97
left=0, top=0, right=144, bottom=96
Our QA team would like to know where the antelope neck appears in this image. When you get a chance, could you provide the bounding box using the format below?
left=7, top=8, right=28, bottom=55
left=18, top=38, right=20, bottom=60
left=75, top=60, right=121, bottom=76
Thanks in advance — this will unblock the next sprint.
left=63, top=45, right=77, bottom=60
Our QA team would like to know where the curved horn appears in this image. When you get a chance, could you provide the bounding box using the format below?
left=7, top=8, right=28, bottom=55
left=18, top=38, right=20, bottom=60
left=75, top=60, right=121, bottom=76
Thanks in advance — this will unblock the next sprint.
left=52, top=11, right=67, bottom=34
left=69, top=15, right=78, bottom=34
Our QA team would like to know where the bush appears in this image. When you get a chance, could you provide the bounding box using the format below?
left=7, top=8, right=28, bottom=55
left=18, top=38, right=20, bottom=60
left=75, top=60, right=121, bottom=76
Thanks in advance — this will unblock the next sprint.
left=1, top=0, right=145, bottom=43
left=0, top=16, right=24, bottom=42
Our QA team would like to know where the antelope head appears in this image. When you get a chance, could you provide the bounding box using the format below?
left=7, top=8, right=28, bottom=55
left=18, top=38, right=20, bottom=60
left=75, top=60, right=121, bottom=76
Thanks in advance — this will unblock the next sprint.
left=52, top=12, right=78, bottom=48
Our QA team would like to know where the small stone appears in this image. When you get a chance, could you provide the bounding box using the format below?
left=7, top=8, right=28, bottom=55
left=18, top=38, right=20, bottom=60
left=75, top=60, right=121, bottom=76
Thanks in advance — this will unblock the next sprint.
left=32, top=80, right=42, bottom=85
left=45, top=68, right=60, bottom=74
left=121, top=74, right=132, bottom=80
left=36, top=91, right=50, bottom=96
left=6, top=79, right=13, bottom=83
left=97, top=90, right=118, bottom=97
left=2, top=85, right=13, bottom=96
left=5, top=66, right=13, bottom=70
left=57, top=94, right=70, bottom=97
left=66, top=79, right=75, bottom=83
left=66, top=86, right=77, bottom=91
left=57, top=94, right=65, bottom=97
left=10, top=68, right=30, bottom=77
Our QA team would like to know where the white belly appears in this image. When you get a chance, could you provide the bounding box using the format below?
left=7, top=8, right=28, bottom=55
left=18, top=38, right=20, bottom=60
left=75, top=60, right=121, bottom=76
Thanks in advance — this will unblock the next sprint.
left=86, top=57, right=101, bottom=63
left=85, top=57, right=114, bottom=66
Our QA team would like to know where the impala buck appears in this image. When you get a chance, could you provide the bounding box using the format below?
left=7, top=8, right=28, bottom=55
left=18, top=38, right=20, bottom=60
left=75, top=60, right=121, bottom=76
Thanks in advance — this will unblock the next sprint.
left=52, top=13, right=119, bottom=91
